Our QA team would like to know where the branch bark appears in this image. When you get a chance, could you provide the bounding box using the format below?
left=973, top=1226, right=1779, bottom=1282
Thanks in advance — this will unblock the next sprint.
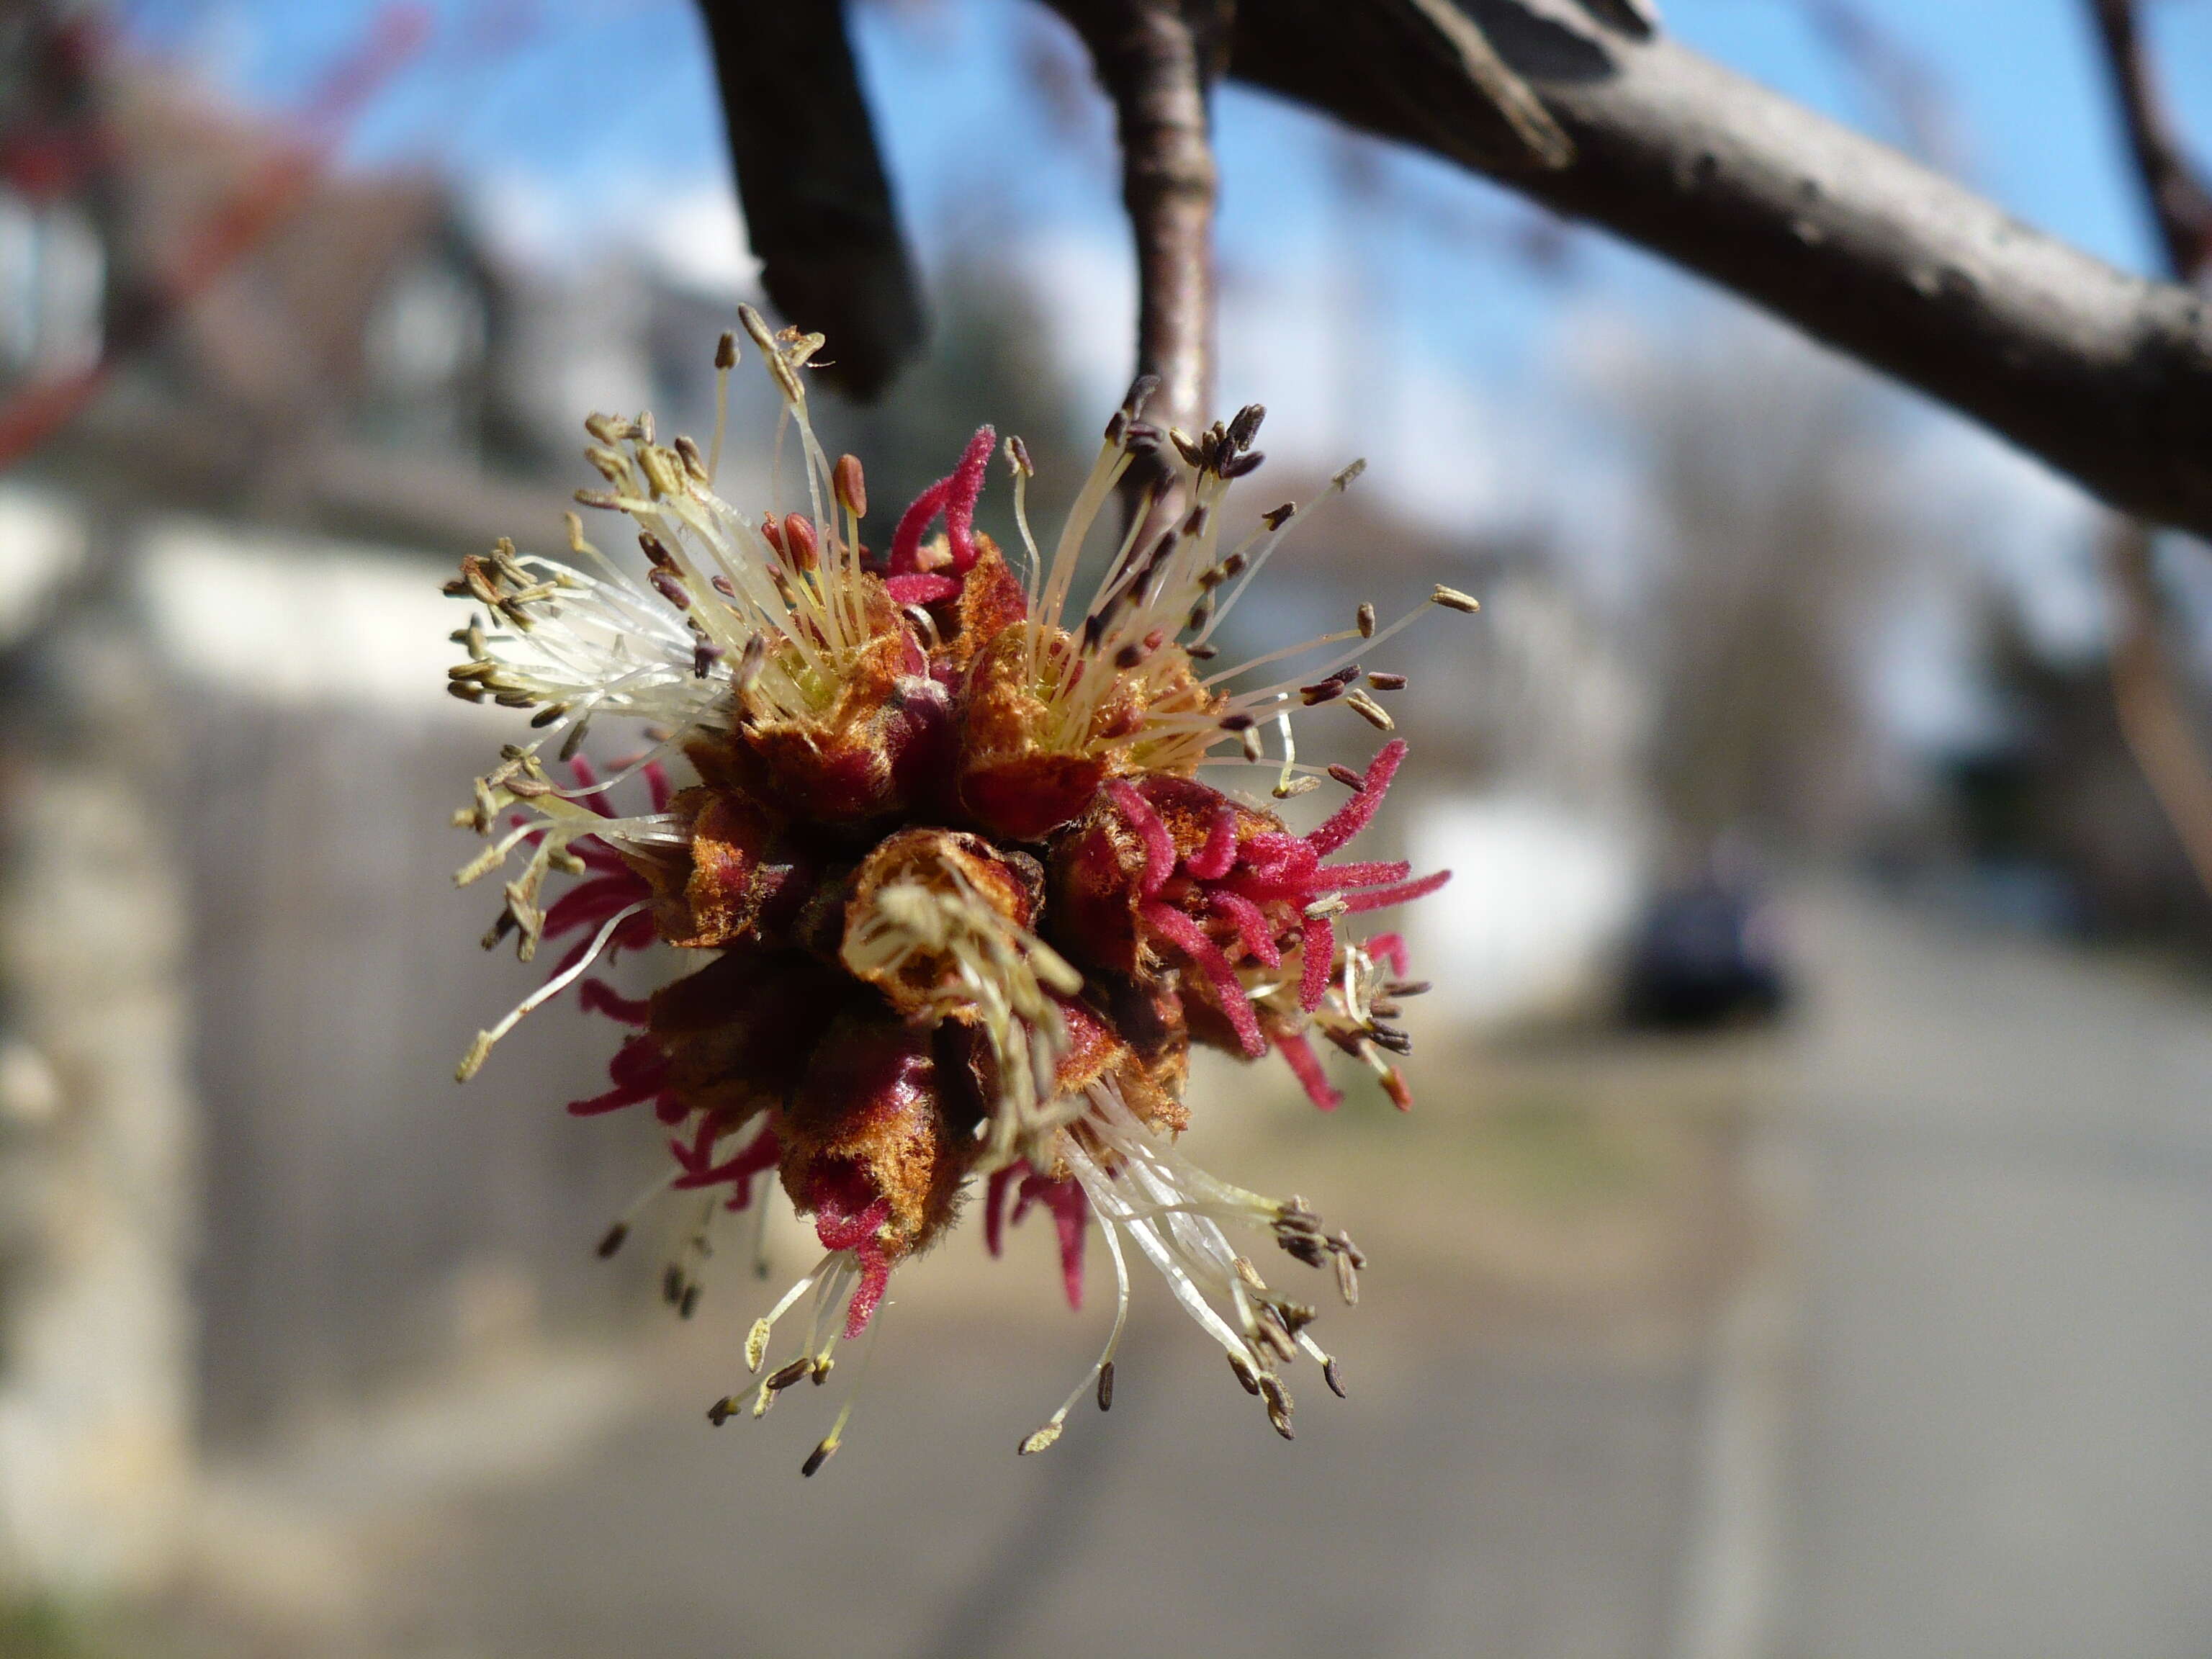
left=1225, top=0, right=2212, bottom=539
left=2086, top=0, right=2212, bottom=282
left=2080, top=0, right=2212, bottom=911
left=696, top=0, right=925, bottom=399
left=1050, top=0, right=1228, bottom=442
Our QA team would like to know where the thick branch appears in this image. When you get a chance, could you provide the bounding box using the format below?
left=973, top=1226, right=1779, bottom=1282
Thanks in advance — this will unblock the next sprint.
left=1228, top=0, right=2212, bottom=539
left=697, top=0, right=924, bottom=398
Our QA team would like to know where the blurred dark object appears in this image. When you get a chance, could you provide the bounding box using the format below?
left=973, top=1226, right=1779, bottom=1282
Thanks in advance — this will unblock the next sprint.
left=1621, top=873, right=1789, bottom=1029
left=696, top=0, right=923, bottom=399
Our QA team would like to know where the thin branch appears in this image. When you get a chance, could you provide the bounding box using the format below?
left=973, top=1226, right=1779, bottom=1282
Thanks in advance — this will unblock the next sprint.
left=2082, top=0, right=2212, bottom=910
left=1224, top=0, right=2212, bottom=540
left=1062, top=0, right=1226, bottom=442
left=2086, top=0, right=2212, bottom=283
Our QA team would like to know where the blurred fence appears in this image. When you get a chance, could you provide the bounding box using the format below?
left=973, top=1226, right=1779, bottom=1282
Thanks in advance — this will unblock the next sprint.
left=144, top=523, right=665, bottom=1444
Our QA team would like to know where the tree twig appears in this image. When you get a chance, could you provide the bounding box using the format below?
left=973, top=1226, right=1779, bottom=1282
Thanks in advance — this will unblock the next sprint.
left=1054, top=0, right=1228, bottom=444
left=2081, top=0, right=2212, bottom=909
left=2085, top=0, right=2212, bottom=283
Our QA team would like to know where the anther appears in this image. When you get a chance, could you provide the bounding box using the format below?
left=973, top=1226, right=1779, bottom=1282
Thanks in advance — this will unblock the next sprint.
left=1323, top=1357, right=1347, bottom=1399
left=714, top=331, right=737, bottom=369
left=595, top=1222, right=629, bottom=1259
left=679, top=1284, right=702, bottom=1319
left=803, top=1438, right=839, bottom=1477
left=833, top=453, right=868, bottom=518
left=1097, top=1362, right=1116, bottom=1413
left=1357, top=603, right=1376, bottom=637
left=1368, top=671, right=1407, bottom=691
left=1345, top=689, right=1395, bottom=731
left=1228, top=1352, right=1262, bottom=1395
left=766, top=1358, right=813, bottom=1393
left=1431, top=585, right=1482, bottom=613
left=782, top=513, right=819, bottom=572
left=1326, top=763, right=1364, bottom=789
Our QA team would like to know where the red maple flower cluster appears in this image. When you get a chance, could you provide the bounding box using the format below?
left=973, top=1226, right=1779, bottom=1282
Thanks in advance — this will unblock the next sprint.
left=446, top=309, right=1473, bottom=1470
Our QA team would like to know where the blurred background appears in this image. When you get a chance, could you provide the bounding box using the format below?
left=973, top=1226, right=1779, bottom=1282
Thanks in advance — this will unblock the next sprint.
left=4, top=1, right=2212, bottom=1655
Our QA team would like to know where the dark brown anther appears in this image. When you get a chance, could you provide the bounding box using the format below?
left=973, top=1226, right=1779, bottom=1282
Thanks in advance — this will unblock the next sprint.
left=595, top=1222, right=629, bottom=1259
left=1219, top=713, right=1255, bottom=732
left=673, top=435, right=709, bottom=481
left=1327, top=764, right=1364, bottom=790
left=1221, top=450, right=1266, bottom=480
left=766, top=1358, right=814, bottom=1393
left=1121, top=373, right=1160, bottom=417
left=693, top=640, right=725, bottom=679
left=782, top=514, right=819, bottom=572
left=1299, top=681, right=1346, bottom=707
left=1259, top=1375, right=1295, bottom=1439
left=1008, top=434, right=1033, bottom=475
left=1228, top=403, right=1266, bottom=450
left=662, top=1264, right=684, bottom=1305
left=1114, top=643, right=1146, bottom=670
left=639, top=531, right=675, bottom=569
left=714, top=331, right=737, bottom=370
left=833, top=454, right=868, bottom=518
left=1189, top=643, right=1220, bottom=660
left=1104, top=412, right=1128, bottom=446
left=1262, top=503, right=1295, bottom=531
left=679, top=1284, right=702, bottom=1320
left=1323, top=1357, right=1347, bottom=1399
left=1171, top=428, right=1208, bottom=469
left=711, top=574, right=737, bottom=598
left=1335, top=1253, right=1360, bottom=1306
left=1385, top=979, right=1431, bottom=997
left=1097, top=1362, right=1116, bottom=1413
left=1370, top=1026, right=1413, bottom=1055
left=649, top=568, right=691, bottom=609
left=707, top=1396, right=737, bottom=1426
left=1228, top=1352, right=1262, bottom=1395
left=802, top=1439, right=838, bottom=1477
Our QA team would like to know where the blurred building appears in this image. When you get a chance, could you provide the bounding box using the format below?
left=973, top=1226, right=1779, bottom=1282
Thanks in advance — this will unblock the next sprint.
left=0, top=47, right=737, bottom=1597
